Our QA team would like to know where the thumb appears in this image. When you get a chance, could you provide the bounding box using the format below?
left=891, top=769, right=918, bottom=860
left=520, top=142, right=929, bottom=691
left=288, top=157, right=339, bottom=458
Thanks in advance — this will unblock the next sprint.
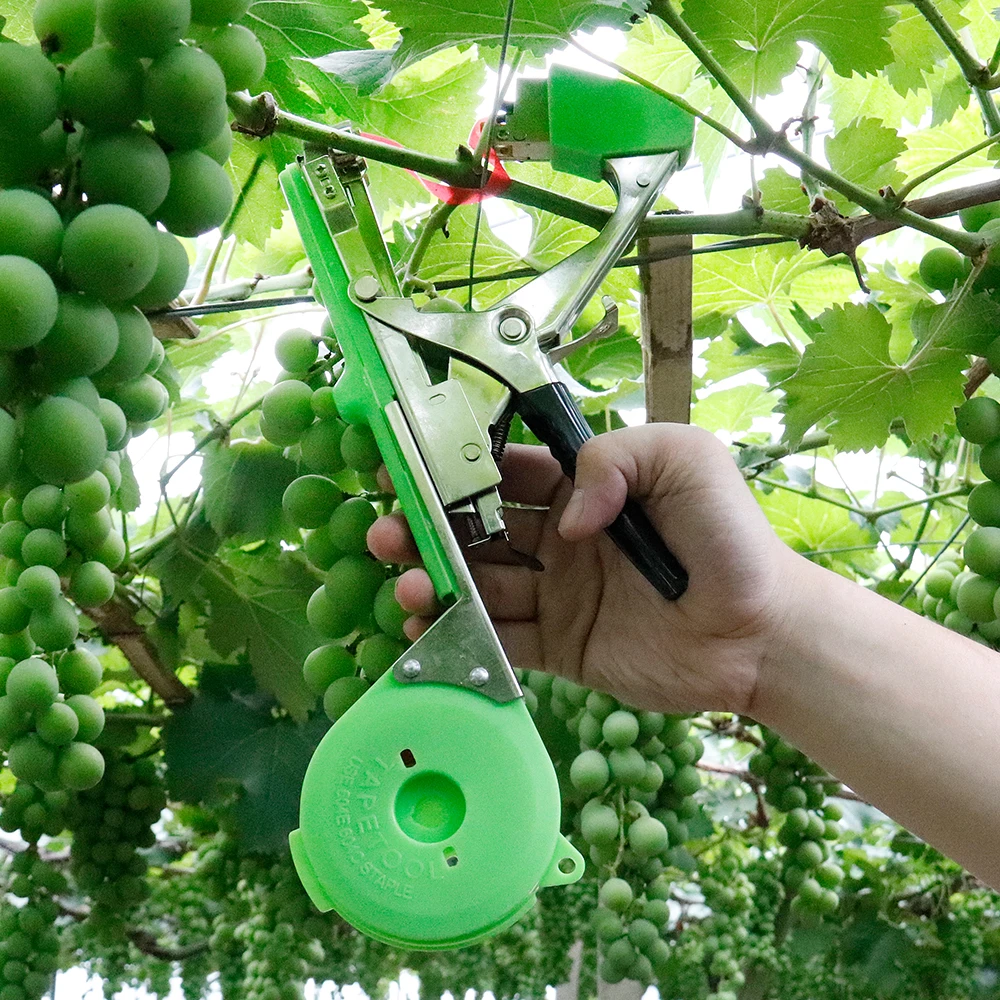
left=556, top=423, right=722, bottom=542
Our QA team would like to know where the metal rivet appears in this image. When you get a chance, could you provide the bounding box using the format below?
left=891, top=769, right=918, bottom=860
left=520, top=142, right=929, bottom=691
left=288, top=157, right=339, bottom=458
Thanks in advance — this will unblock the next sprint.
left=353, top=275, right=381, bottom=302
left=469, top=667, right=489, bottom=687
left=636, top=173, right=651, bottom=188
left=461, top=443, right=481, bottom=462
left=498, top=316, right=528, bottom=342
left=402, top=659, right=421, bottom=679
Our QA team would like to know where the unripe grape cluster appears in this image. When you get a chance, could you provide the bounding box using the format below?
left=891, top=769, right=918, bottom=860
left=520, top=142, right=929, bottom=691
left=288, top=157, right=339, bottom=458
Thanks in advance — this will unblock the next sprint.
left=748, top=729, right=844, bottom=923
left=260, top=328, right=411, bottom=723
left=917, top=395, right=1000, bottom=648
left=529, top=672, right=704, bottom=986
left=0, top=647, right=107, bottom=792
left=66, top=751, right=167, bottom=932
left=919, top=199, right=1000, bottom=296
left=0, top=849, right=65, bottom=1000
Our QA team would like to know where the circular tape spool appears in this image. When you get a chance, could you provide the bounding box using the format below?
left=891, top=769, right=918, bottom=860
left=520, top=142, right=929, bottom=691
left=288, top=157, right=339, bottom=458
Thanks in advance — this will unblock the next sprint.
left=291, top=672, right=583, bottom=950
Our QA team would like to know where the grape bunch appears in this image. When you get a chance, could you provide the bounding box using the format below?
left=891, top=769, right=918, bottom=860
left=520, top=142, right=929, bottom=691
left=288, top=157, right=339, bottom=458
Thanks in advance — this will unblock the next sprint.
left=532, top=673, right=704, bottom=986
left=66, top=751, right=167, bottom=935
left=0, top=850, right=65, bottom=1000
left=917, top=395, right=1000, bottom=647
left=748, top=729, right=844, bottom=924
left=259, top=328, right=411, bottom=722
left=0, top=780, right=69, bottom=842
left=0, top=647, right=107, bottom=793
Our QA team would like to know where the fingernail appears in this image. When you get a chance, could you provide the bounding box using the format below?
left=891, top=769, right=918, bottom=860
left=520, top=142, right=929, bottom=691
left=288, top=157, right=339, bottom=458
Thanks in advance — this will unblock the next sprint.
left=558, top=489, right=585, bottom=537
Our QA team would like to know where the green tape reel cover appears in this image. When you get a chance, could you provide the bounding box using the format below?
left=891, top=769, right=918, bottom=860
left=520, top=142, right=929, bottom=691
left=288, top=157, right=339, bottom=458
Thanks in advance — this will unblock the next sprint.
left=291, top=671, right=584, bottom=950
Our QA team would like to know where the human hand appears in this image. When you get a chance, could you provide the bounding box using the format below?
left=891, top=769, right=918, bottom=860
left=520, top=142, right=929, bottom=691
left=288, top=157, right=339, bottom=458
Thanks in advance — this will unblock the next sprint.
left=367, top=423, right=800, bottom=715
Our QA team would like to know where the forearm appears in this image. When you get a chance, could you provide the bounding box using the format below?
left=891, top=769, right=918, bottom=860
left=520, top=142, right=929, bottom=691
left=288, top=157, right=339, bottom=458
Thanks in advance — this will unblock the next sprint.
left=754, top=553, right=1000, bottom=888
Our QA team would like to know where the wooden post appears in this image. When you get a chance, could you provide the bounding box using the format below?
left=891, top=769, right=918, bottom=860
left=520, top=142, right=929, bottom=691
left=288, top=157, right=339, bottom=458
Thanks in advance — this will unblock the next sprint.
left=639, top=234, right=693, bottom=424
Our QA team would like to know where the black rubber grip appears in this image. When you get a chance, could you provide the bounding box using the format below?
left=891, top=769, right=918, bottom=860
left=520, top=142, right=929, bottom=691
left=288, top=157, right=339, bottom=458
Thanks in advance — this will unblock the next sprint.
left=518, top=382, right=688, bottom=601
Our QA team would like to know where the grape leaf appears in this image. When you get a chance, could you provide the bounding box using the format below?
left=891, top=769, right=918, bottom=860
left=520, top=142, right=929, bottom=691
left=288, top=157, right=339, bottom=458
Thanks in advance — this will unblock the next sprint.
left=116, top=453, right=141, bottom=514
left=243, top=0, right=369, bottom=59
left=164, top=691, right=328, bottom=851
left=754, top=488, right=871, bottom=559
left=681, top=0, right=897, bottom=97
left=381, top=0, right=646, bottom=68
left=310, top=48, right=398, bottom=95
left=899, top=102, right=991, bottom=187
left=201, top=439, right=297, bottom=541
left=0, top=1, right=32, bottom=42
left=756, top=168, right=810, bottom=215
left=226, top=136, right=285, bottom=253
left=780, top=302, right=968, bottom=450
left=691, top=383, right=776, bottom=433
left=824, top=118, right=906, bottom=198
left=617, top=15, right=700, bottom=96
left=911, top=292, right=1000, bottom=356
left=884, top=0, right=967, bottom=95
left=823, top=71, right=928, bottom=132
left=199, top=544, right=322, bottom=721
left=701, top=322, right=800, bottom=384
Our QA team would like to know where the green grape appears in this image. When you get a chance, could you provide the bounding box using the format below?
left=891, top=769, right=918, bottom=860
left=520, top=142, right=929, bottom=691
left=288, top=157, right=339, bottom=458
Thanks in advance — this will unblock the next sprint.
left=0, top=414, right=19, bottom=493
left=57, top=648, right=102, bottom=694
left=0, top=632, right=36, bottom=663
left=357, top=633, right=404, bottom=681
left=282, top=475, right=343, bottom=528
left=29, top=597, right=79, bottom=650
left=131, top=231, right=190, bottom=310
left=108, top=375, right=168, bottom=424
left=326, top=554, right=385, bottom=615
left=5, top=657, right=57, bottom=710
left=340, top=424, right=382, bottom=473
left=957, top=573, right=999, bottom=622
left=0, top=190, right=63, bottom=272
left=21, top=528, right=66, bottom=569
left=298, top=417, right=347, bottom=474
left=918, top=247, right=965, bottom=291
left=306, top=585, right=353, bottom=639
left=949, top=569, right=973, bottom=603
left=302, top=525, right=339, bottom=571
left=0, top=256, right=59, bottom=351
left=924, top=566, right=956, bottom=599
left=261, top=379, right=314, bottom=440
left=36, top=292, right=120, bottom=378
left=16, top=566, right=60, bottom=610
left=944, top=607, right=975, bottom=634
left=95, top=308, right=155, bottom=388
left=0, top=44, right=61, bottom=137
left=627, top=918, right=658, bottom=952
left=92, top=530, right=125, bottom=569
left=62, top=44, right=144, bottom=132
left=63, top=205, right=160, bottom=303
left=65, top=471, right=111, bottom=514
left=598, top=877, right=633, bottom=913
left=960, top=201, right=1000, bottom=231
left=57, top=741, right=105, bottom=789
left=79, top=129, right=171, bottom=217
left=794, top=839, right=824, bottom=870
left=157, top=150, right=234, bottom=237
left=968, top=480, right=1000, bottom=527
left=815, top=863, right=843, bottom=888
left=275, top=328, right=319, bottom=374
left=201, top=121, right=234, bottom=165
left=20, top=485, right=66, bottom=531
left=191, top=0, right=253, bottom=25
left=964, top=527, right=1000, bottom=578
left=603, top=710, right=640, bottom=749
left=36, top=701, right=80, bottom=746
left=97, top=0, right=190, bottom=57
left=570, top=749, right=610, bottom=793
left=66, top=694, right=104, bottom=741
left=145, top=45, right=228, bottom=151
left=302, top=644, right=355, bottom=695
left=780, top=785, right=808, bottom=810
left=198, top=24, right=266, bottom=91
left=69, top=561, right=115, bottom=607
left=956, top=397, right=1000, bottom=444
left=145, top=337, right=165, bottom=376
left=66, top=507, right=112, bottom=551
left=628, top=816, right=668, bottom=857
left=581, top=804, right=619, bottom=847
left=8, top=733, right=57, bottom=784
left=672, top=763, right=701, bottom=796
left=373, top=577, right=408, bottom=641
left=51, top=376, right=101, bottom=414
left=34, top=0, right=97, bottom=59
left=327, top=497, right=377, bottom=554
left=608, top=746, right=645, bottom=785
left=23, top=397, right=107, bottom=486
left=322, top=675, right=368, bottom=722
left=0, top=590, right=29, bottom=634
left=311, top=385, right=339, bottom=420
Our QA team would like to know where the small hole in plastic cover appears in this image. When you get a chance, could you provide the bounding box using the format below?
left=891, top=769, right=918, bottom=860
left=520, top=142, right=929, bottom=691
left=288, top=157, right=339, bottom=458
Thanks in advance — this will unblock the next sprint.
left=400, top=749, right=416, bottom=768
left=444, top=848, right=458, bottom=867
left=558, top=857, right=576, bottom=875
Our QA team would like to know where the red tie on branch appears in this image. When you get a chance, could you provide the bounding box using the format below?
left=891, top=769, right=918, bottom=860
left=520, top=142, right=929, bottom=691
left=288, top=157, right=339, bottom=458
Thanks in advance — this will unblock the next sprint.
left=359, top=120, right=512, bottom=205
